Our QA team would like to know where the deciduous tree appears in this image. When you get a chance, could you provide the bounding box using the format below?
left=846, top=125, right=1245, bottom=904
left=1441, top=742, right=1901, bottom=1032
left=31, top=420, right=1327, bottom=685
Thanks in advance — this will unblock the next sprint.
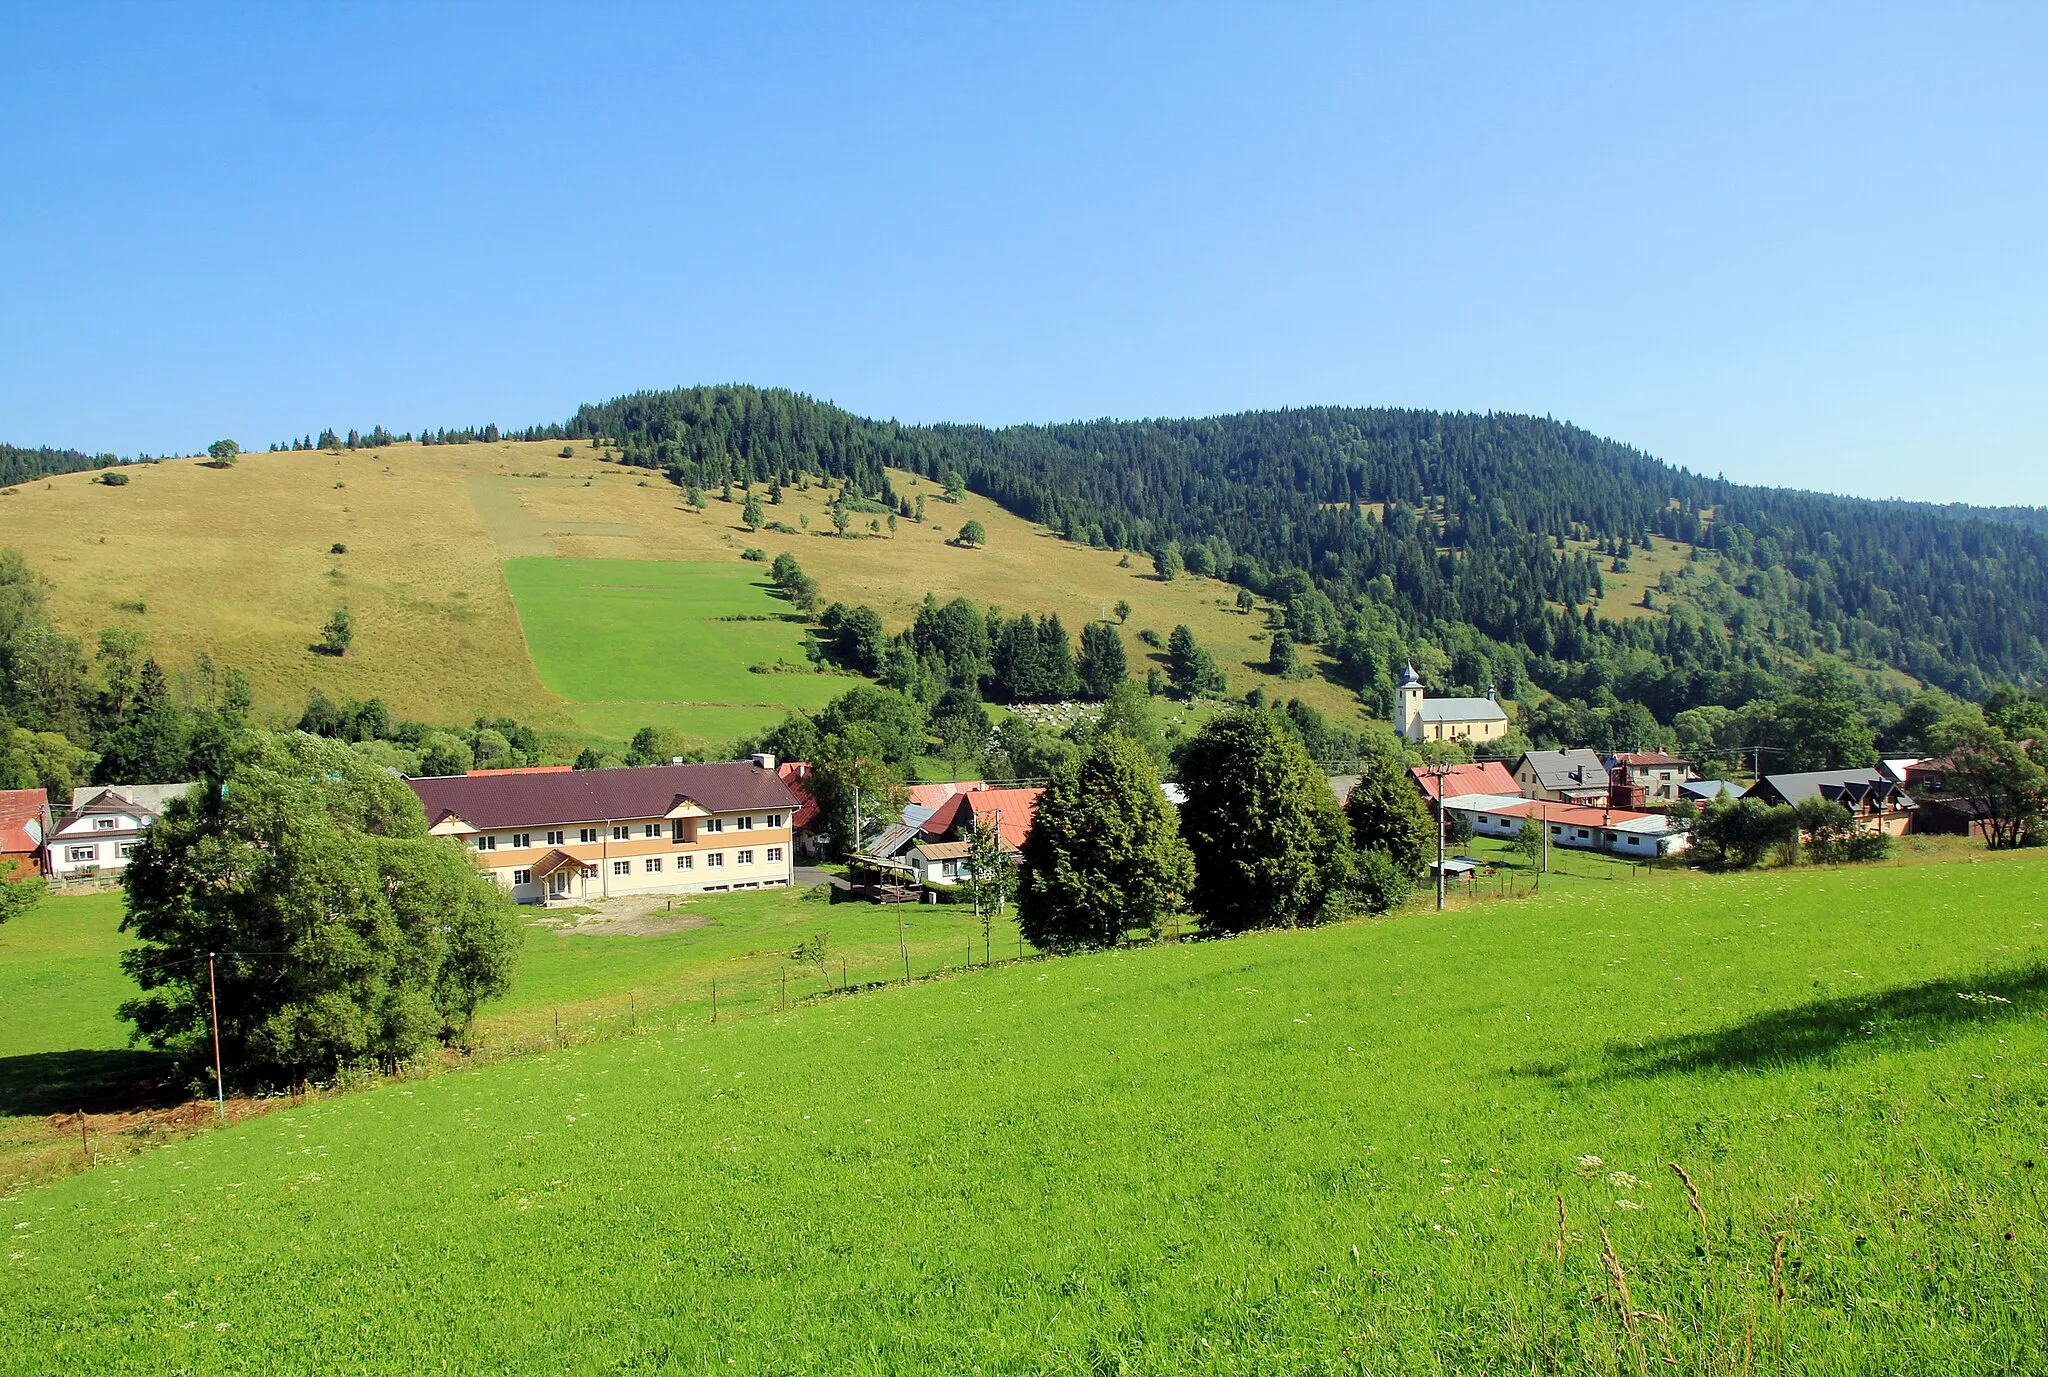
left=1019, top=732, right=1191, bottom=951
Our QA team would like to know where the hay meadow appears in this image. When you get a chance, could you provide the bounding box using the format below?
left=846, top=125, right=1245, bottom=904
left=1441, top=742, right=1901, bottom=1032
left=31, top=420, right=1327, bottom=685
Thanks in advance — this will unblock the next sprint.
left=4, top=442, right=1365, bottom=752
left=5, top=853, right=2047, bottom=1372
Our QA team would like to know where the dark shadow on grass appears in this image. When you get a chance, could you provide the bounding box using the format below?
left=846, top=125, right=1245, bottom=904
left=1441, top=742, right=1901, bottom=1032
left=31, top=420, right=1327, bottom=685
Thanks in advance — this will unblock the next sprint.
left=1527, top=962, right=2048, bottom=1087
left=0, top=1048, right=185, bottom=1117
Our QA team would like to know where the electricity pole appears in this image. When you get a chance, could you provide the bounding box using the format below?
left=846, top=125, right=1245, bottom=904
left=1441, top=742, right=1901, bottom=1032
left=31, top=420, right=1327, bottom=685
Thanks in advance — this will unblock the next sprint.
left=1427, top=762, right=1454, bottom=911
left=207, top=953, right=225, bottom=1121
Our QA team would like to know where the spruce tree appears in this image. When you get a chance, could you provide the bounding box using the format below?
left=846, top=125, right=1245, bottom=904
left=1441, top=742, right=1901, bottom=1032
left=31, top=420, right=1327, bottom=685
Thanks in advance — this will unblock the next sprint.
left=1019, top=732, right=1192, bottom=952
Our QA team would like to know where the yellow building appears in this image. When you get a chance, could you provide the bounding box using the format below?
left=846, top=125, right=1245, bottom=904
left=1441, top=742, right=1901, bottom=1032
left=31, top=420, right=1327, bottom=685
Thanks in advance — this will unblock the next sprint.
left=409, top=758, right=798, bottom=903
left=1394, top=664, right=1511, bottom=743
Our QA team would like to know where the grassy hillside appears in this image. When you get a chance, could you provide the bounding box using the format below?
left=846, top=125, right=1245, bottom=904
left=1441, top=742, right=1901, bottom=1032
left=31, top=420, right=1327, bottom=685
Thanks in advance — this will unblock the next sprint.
left=7, top=854, right=2047, bottom=1370
left=6, top=442, right=1371, bottom=751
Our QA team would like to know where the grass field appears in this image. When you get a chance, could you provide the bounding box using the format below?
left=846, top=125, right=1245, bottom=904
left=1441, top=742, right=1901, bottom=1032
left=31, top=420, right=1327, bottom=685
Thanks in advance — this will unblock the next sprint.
left=7, top=853, right=2047, bottom=1371
left=502, top=558, right=848, bottom=744
left=3, top=441, right=1380, bottom=752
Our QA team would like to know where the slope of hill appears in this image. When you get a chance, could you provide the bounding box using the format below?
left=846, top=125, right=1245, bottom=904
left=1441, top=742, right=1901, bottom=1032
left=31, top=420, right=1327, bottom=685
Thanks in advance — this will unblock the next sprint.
left=574, top=387, right=2048, bottom=701
left=3, top=442, right=1362, bottom=749
left=7, top=854, right=2046, bottom=1370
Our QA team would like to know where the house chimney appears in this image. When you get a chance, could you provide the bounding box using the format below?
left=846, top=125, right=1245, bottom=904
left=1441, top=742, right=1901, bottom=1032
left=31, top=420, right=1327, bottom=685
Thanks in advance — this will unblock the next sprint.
left=750, top=752, right=776, bottom=770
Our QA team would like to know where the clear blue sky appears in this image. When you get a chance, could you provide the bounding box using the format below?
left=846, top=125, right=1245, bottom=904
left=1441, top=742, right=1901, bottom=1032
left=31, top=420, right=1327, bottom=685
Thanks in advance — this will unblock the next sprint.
left=3, top=4, right=2042, bottom=503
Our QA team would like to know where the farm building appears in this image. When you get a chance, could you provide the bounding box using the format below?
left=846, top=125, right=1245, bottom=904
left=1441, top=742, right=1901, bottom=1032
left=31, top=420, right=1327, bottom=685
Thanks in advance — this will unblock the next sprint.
left=1743, top=769, right=1917, bottom=836
left=1679, top=779, right=1743, bottom=804
left=409, top=759, right=799, bottom=904
left=0, top=788, right=50, bottom=879
left=1513, top=749, right=1612, bottom=805
left=1393, top=664, right=1511, bottom=744
left=48, top=782, right=195, bottom=882
left=1440, top=792, right=1691, bottom=858
left=907, top=839, right=974, bottom=887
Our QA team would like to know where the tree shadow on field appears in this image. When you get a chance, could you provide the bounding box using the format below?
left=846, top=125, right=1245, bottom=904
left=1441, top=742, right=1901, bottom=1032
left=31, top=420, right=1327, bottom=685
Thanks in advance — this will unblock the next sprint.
left=0, top=1049, right=185, bottom=1117
left=1529, top=962, right=2048, bottom=1087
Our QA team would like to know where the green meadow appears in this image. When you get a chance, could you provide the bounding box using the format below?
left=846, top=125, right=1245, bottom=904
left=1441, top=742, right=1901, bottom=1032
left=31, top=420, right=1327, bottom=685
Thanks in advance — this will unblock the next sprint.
left=502, top=558, right=849, bottom=747
left=8, top=855, right=2048, bottom=1372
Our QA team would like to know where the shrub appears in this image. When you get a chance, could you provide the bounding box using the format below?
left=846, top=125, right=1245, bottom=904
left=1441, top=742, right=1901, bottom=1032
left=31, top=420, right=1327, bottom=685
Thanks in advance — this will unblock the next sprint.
left=99, top=471, right=130, bottom=486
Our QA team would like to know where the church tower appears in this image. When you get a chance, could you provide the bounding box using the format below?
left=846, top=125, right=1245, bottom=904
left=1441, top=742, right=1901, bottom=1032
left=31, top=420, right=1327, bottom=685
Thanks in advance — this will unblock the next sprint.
left=1395, top=663, right=1425, bottom=740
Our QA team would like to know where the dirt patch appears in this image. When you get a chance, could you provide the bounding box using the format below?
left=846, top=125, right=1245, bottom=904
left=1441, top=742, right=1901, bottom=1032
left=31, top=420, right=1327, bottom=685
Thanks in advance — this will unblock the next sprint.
left=532, top=893, right=712, bottom=937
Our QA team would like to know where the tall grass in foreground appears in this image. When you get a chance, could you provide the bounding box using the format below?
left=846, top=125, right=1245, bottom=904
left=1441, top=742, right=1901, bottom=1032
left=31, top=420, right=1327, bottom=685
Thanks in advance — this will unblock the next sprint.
left=6, top=858, right=2048, bottom=1372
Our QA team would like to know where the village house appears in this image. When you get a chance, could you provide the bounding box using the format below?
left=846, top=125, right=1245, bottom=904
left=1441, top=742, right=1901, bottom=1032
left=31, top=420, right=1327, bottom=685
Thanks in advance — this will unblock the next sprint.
left=907, top=839, right=974, bottom=887
left=1393, top=665, right=1511, bottom=744
left=47, top=782, right=196, bottom=882
left=1512, top=749, right=1612, bottom=805
left=1605, top=751, right=1695, bottom=805
left=1678, top=779, right=1743, bottom=805
left=1441, top=792, right=1692, bottom=858
left=1742, top=768, right=1918, bottom=836
left=409, top=758, right=799, bottom=904
left=1407, top=760, right=1520, bottom=805
left=0, top=788, right=51, bottom=879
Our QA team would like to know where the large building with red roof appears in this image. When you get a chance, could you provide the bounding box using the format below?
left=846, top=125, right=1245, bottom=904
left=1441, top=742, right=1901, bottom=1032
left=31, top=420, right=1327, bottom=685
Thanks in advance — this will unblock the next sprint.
left=1408, top=761, right=1520, bottom=804
left=409, top=759, right=799, bottom=904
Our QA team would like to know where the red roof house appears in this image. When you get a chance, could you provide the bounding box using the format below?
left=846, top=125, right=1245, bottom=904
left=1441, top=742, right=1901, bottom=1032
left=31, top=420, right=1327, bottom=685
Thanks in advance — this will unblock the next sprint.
left=916, top=786, right=1042, bottom=850
left=0, top=788, right=51, bottom=879
left=1408, top=761, right=1520, bottom=803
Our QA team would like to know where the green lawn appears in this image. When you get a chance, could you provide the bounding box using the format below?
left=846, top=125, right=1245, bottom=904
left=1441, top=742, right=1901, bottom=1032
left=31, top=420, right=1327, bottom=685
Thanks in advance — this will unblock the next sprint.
left=502, top=557, right=852, bottom=748
left=9, top=855, right=2048, bottom=1371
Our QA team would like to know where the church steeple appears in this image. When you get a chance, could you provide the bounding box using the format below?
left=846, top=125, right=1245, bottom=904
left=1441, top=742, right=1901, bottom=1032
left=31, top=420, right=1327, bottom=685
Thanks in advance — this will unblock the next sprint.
left=1395, top=663, right=1425, bottom=740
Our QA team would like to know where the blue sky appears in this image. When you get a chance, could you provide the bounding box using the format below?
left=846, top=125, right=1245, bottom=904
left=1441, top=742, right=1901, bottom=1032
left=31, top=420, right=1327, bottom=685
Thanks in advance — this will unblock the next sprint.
left=2, top=4, right=2041, bottom=503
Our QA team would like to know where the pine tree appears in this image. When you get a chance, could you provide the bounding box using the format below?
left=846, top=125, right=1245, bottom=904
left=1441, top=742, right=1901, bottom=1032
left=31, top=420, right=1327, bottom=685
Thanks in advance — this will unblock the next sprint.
left=1077, top=621, right=1128, bottom=698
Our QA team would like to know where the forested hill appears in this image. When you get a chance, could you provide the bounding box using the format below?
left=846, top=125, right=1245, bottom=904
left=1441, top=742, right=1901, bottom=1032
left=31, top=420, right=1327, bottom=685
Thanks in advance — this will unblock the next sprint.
left=569, top=387, right=2048, bottom=706
left=0, top=442, right=122, bottom=487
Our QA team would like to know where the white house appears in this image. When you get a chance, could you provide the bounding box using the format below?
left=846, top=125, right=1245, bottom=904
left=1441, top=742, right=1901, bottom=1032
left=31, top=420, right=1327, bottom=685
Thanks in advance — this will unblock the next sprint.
left=907, top=839, right=973, bottom=887
left=49, top=782, right=196, bottom=881
left=1442, top=792, right=1691, bottom=858
left=1394, top=664, right=1511, bottom=744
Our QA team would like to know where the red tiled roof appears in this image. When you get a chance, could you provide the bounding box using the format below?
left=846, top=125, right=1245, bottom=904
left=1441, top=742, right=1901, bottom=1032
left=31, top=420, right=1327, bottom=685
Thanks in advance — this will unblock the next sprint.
left=906, top=780, right=979, bottom=808
left=918, top=787, right=1040, bottom=850
left=777, top=762, right=821, bottom=831
left=0, top=788, right=47, bottom=858
left=1476, top=798, right=1657, bottom=828
left=1611, top=752, right=1688, bottom=768
left=409, top=761, right=798, bottom=831
left=1409, top=762, right=1519, bottom=802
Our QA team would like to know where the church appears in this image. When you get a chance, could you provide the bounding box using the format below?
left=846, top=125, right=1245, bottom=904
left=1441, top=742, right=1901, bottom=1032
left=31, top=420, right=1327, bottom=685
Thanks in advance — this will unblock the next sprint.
left=1394, top=664, right=1511, bottom=744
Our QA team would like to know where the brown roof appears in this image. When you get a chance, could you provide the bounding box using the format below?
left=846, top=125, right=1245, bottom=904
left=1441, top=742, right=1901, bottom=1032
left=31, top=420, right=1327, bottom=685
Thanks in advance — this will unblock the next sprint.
left=912, top=840, right=973, bottom=861
left=409, top=761, right=798, bottom=831
left=529, top=848, right=593, bottom=879
left=1611, top=752, right=1689, bottom=768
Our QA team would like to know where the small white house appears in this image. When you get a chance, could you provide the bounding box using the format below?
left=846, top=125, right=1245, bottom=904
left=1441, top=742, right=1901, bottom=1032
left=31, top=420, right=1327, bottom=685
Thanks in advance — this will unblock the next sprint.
left=908, top=839, right=973, bottom=887
left=1443, top=792, right=1690, bottom=858
left=49, top=782, right=196, bottom=881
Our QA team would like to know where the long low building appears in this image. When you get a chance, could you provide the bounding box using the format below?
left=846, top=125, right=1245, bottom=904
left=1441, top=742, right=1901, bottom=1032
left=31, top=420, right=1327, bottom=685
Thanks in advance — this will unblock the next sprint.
left=1440, top=791, right=1690, bottom=858
left=409, top=759, right=800, bottom=904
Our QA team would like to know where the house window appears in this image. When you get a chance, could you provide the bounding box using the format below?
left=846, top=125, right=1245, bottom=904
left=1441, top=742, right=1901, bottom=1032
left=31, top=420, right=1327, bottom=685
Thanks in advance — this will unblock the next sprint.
left=677, top=854, right=693, bottom=870
left=117, top=842, right=139, bottom=859
left=736, top=816, right=754, bottom=831
left=511, top=833, right=531, bottom=849
left=546, top=830, right=564, bottom=847
left=68, top=845, right=98, bottom=863
left=612, top=825, right=629, bottom=841
left=704, top=817, right=724, bottom=833
left=766, top=846, right=782, bottom=863
left=612, top=860, right=631, bottom=876
left=476, top=835, right=497, bottom=851
left=767, top=813, right=785, bottom=828
left=706, top=852, right=725, bottom=868
left=671, top=820, right=690, bottom=842
left=94, top=817, right=118, bottom=830
left=513, top=868, right=533, bottom=886
left=579, top=828, right=598, bottom=844
left=736, top=849, right=754, bottom=865
left=1576, top=828, right=1590, bottom=839
left=643, top=823, right=660, bottom=839
left=645, top=858, right=662, bottom=873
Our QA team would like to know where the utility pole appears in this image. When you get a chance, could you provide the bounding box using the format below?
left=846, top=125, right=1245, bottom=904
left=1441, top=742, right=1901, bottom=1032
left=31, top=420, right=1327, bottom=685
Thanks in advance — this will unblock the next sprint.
left=1427, top=762, right=1453, bottom=911
left=207, top=953, right=225, bottom=1121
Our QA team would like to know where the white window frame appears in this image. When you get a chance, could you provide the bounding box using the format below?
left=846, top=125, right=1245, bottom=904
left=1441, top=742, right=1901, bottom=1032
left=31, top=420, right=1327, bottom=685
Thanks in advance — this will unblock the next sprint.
left=643, top=823, right=660, bottom=839
left=580, top=828, right=598, bottom=844
left=117, top=841, right=140, bottom=859
left=612, top=860, right=631, bottom=876
left=546, top=830, right=564, bottom=847
left=736, top=816, right=754, bottom=831
left=511, top=833, right=531, bottom=849
left=677, top=853, right=693, bottom=870
left=704, top=817, right=724, bottom=833
left=94, top=817, right=119, bottom=830
left=706, top=851, right=725, bottom=868
left=513, top=868, right=533, bottom=886
left=68, top=845, right=99, bottom=863
left=766, top=846, right=782, bottom=863
left=612, top=825, right=629, bottom=841
left=476, top=835, right=497, bottom=852
left=645, top=857, right=662, bottom=873
left=736, top=849, right=754, bottom=865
